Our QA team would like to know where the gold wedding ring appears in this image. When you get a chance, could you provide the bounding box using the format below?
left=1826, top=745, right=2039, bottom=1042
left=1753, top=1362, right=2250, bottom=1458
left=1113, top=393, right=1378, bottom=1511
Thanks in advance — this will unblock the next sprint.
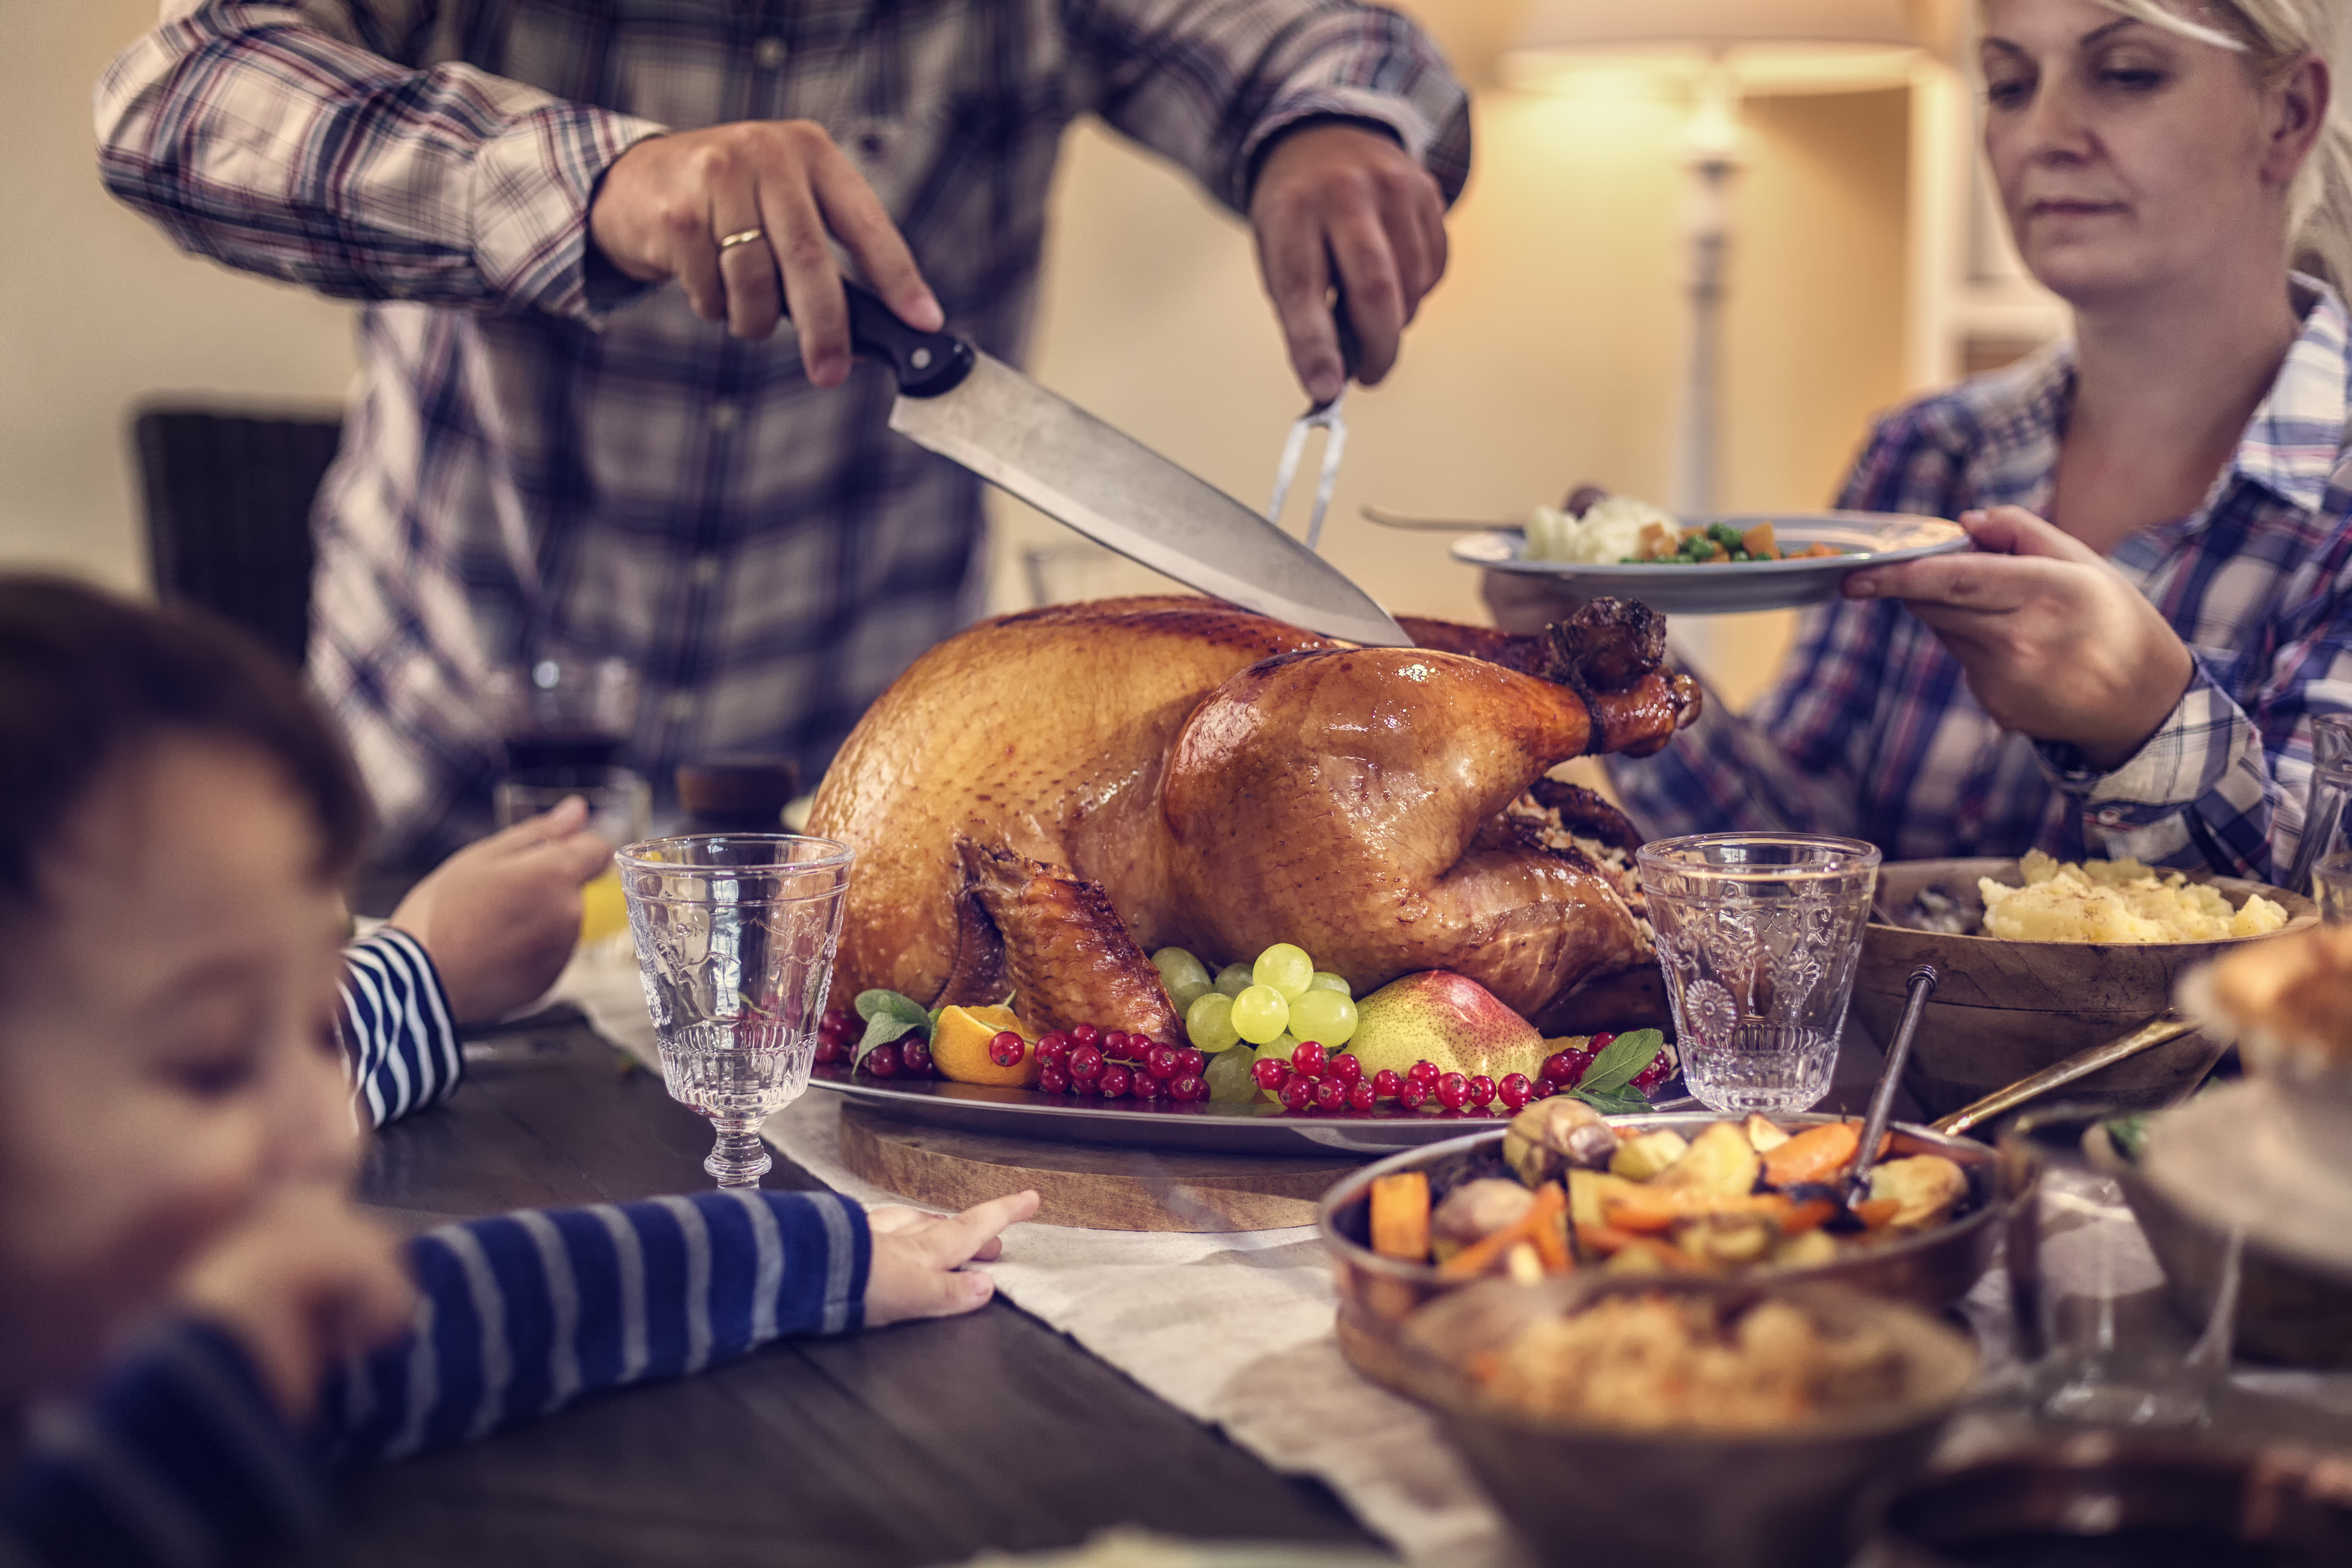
left=717, top=227, right=767, bottom=251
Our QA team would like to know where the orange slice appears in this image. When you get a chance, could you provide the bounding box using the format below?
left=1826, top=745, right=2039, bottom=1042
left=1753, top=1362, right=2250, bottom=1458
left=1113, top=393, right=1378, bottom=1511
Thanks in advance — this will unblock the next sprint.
left=929, top=1004, right=1040, bottom=1087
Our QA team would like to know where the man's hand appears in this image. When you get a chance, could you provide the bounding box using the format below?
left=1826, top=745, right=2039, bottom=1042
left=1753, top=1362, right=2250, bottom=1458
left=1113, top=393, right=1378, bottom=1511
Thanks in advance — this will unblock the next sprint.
left=175, top=1189, right=416, bottom=1422
left=388, top=797, right=614, bottom=1024
left=1250, top=122, right=1448, bottom=403
left=862, top=1190, right=1039, bottom=1326
left=588, top=122, right=943, bottom=386
left=1843, top=506, right=2195, bottom=770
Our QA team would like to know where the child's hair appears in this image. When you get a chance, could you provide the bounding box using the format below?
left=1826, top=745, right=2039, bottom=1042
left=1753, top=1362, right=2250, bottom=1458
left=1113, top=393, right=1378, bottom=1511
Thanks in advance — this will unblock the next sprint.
left=0, top=575, right=369, bottom=904
left=2093, top=0, right=2352, bottom=289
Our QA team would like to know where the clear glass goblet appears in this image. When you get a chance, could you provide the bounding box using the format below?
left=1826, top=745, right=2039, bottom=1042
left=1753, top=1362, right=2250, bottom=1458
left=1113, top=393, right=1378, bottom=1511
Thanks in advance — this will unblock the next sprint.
left=616, top=834, right=854, bottom=1187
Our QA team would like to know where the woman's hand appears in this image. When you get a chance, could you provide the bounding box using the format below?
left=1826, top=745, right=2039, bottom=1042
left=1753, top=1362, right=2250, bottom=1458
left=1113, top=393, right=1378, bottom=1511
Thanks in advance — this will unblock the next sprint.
left=388, top=797, right=615, bottom=1024
left=1842, top=506, right=2194, bottom=770
left=862, top=1190, right=1039, bottom=1327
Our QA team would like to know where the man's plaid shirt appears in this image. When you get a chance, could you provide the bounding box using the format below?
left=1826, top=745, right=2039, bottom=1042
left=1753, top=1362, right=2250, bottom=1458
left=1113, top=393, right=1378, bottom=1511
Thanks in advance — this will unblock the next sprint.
left=1612, top=280, right=2352, bottom=884
left=98, top=0, right=1469, bottom=861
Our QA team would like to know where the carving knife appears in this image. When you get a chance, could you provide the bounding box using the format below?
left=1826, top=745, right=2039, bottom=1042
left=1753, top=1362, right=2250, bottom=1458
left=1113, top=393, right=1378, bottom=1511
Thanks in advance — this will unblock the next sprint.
left=834, top=281, right=1411, bottom=648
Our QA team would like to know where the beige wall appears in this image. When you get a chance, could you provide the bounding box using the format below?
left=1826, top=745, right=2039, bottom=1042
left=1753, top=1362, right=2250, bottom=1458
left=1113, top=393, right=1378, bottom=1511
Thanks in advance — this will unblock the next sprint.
left=2, top=1, right=1910, bottom=712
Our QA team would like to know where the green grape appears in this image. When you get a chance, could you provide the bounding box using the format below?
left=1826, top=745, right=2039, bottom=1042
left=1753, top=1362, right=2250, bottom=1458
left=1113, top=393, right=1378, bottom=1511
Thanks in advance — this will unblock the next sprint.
left=1213, top=962, right=1256, bottom=998
left=1230, top=983, right=1291, bottom=1045
left=1252, top=942, right=1315, bottom=1000
left=1185, top=991, right=1242, bottom=1053
left=1152, top=947, right=1214, bottom=1013
left=1204, top=1045, right=1258, bottom=1103
left=1307, top=971, right=1353, bottom=998
left=1286, top=988, right=1358, bottom=1047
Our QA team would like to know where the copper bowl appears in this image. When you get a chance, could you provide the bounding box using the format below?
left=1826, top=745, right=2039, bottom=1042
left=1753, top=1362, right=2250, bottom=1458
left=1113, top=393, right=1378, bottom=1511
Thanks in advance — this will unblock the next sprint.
left=1401, top=1272, right=1978, bottom=1568
left=1317, top=1111, right=2000, bottom=1394
left=1871, top=1434, right=2352, bottom=1566
left=1858, top=858, right=2314, bottom=1121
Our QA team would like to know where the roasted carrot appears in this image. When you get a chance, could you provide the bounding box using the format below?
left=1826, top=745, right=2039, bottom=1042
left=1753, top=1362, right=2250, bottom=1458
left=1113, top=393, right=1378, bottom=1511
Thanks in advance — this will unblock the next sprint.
left=1532, top=1204, right=1574, bottom=1273
left=1761, top=1122, right=1861, bottom=1187
left=1370, top=1171, right=1431, bottom=1261
left=1854, top=1197, right=1902, bottom=1230
left=1439, top=1183, right=1568, bottom=1279
left=1605, top=1187, right=1789, bottom=1233
left=1780, top=1196, right=1840, bottom=1236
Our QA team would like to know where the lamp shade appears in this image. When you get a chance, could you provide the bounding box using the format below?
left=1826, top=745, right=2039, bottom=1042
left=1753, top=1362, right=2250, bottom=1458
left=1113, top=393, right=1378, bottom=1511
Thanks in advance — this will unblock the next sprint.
left=1508, top=0, right=1929, bottom=92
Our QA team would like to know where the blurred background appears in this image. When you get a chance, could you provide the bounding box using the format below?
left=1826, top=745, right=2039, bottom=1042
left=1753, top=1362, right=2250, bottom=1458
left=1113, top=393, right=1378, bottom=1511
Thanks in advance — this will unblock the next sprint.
left=0, top=0, right=2062, bottom=712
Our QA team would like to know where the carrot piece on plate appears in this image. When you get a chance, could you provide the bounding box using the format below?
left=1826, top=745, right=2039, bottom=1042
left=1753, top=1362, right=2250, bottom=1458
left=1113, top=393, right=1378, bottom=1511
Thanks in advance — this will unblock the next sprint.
left=1761, top=1122, right=1861, bottom=1187
left=1741, top=521, right=1782, bottom=560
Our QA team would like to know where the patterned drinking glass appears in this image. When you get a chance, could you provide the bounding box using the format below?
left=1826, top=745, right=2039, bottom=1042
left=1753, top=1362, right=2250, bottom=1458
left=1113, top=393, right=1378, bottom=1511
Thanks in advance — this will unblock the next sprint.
left=617, top=834, right=854, bottom=1187
left=1635, top=833, right=1882, bottom=1115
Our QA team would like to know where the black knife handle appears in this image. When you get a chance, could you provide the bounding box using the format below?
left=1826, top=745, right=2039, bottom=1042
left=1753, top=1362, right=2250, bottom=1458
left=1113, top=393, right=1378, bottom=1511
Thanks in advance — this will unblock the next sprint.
left=841, top=280, right=974, bottom=397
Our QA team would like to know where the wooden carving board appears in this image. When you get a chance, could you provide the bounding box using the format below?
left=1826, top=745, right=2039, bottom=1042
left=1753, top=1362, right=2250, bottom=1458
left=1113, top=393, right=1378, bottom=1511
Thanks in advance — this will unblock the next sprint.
left=835, top=1103, right=1365, bottom=1232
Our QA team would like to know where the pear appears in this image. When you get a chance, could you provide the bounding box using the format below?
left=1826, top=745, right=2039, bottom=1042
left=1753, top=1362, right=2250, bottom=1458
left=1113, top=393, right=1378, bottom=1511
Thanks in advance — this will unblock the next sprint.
left=1343, top=970, right=1548, bottom=1082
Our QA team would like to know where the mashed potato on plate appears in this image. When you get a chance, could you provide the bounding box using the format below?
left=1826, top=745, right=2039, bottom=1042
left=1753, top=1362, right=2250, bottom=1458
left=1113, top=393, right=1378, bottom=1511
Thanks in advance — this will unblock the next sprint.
left=1979, top=851, right=2290, bottom=943
left=1524, top=494, right=1677, bottom=564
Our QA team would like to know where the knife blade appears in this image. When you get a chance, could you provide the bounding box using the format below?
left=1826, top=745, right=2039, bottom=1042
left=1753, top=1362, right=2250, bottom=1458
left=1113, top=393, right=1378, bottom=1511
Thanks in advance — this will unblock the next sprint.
left=835, top=281, right=1410, bottom=648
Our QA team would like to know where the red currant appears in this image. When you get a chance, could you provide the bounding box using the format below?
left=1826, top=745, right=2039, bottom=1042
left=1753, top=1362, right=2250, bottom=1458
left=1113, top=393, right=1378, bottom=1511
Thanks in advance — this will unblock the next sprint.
left=900, top=1040, right=935, bottom=1076
left=1290, top=1041, right=1327, bottom=1078
left=1497, top=1072, right=1532, bottom=1110
left=1530, top=1078, right=1558, bottom=1100
left=1633, top=1051, right=1675, bottom=1090
left=1147, top=1046, right=1182, bottom=1080
left=1171, top=1074, right=1204, bottom=1102
left=1174, top=1047, right=1206, bottom=1078
left=1408, top=1060, right=1440, bottom=1087
left=1069, top=1045, right=1104, bottom=1081
left=1251, top=1058, right=1291, bottom=1092
left=1436, top=1072, right=1470, bottom=1111
left=864, top=1042, right=901, bottom=1078
left=1325, top=1052, right=1362, bottom=1087
left=989, top=1031, right=1028, bottom=1068
left=822, top=1007, right=858, bottom=1037
left=813, top=1038, right=846, bottom=1065
left=1038, top=1064, right=1071, bottom=1094
left=1467, top=1074, right=1496, bottom=1108
left=1069, top=1023, right=1100, bottom=1048
left=1588, top=1031, right=1617, bottom=1057
left=1098, top=1065, right=1132, bottom=1099
left=1346, top=1081, right=1377, bottom=1112
left=1396, top=1084, right=1427, bottom=1112
left=1371, top=1068, right=1403, bottom=1100
left=1037, top=1031, right=1071, bottom=1064
left=1539, top=1050, right=1580, bottom=1085
left=1134, top=1071, right=1170, bottom=1101
left=1314, top=1079, right=1347, bottom=1112
left=1280, top=1076, right=1317, bottom=1112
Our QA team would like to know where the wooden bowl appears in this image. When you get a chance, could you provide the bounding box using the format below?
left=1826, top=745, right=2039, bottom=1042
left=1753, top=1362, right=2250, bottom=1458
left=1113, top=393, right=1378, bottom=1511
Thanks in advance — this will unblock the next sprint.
left=1856, top=858, right=2315, bottom=1122
left=1318, top=1114, right=2000, bottom=1395
left=1401, top=1274, right=1978, bottom=1568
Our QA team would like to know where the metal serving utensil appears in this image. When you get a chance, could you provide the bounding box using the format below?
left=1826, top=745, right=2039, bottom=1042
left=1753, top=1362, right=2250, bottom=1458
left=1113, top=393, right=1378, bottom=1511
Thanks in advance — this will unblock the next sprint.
left=1851, top=964, right=1938, bottom=1206
left=1267, top=387, right=1348, bottom=552
left=1929, top=1011, right=2200, bottom=1138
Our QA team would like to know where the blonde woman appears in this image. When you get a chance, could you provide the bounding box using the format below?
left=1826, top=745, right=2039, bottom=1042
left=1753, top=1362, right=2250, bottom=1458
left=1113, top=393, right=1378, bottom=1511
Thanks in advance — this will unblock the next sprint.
left=1587, top=0, right=2352, bottom=882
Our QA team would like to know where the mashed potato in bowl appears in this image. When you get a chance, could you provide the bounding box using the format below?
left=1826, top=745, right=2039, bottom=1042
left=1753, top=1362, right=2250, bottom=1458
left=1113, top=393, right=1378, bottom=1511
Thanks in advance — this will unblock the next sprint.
left=1979, top=851, right=2290, bottom=943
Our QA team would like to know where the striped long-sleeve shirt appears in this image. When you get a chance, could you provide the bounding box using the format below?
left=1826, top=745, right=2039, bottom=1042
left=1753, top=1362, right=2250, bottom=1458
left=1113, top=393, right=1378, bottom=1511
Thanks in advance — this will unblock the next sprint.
left=338, top=926, right=463, bottom=1129
left=96, top=0, right=1472, bottom=864
left=4, top=1191, right=871, bottom=1567
left=1610, top=278, right=2352, bottom=881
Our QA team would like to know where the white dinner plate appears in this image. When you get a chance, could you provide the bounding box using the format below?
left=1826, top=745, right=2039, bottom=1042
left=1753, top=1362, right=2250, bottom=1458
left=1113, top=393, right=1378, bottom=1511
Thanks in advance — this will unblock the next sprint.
left=1446, top=510, right=1969, bottom=615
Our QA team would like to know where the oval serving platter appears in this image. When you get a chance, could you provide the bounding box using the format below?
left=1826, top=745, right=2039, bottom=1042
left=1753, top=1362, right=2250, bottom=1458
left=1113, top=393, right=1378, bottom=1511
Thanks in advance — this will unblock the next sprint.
left=1450, top=510, right=1968, bottom=615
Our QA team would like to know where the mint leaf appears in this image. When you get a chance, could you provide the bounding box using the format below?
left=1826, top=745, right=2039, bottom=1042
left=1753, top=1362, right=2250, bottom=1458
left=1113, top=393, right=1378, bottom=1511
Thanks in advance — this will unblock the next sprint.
left=853, top=989, right=933, bottom=1067
left=1576, top=1028, right=1664, bottom=1096
left=1570, top=1082, right=1652, bottom=1116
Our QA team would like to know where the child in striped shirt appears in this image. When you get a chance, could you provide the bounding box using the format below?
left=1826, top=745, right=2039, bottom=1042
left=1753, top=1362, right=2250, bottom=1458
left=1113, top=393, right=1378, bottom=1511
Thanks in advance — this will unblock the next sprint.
left=0, top=577, right=1036, bottom=1566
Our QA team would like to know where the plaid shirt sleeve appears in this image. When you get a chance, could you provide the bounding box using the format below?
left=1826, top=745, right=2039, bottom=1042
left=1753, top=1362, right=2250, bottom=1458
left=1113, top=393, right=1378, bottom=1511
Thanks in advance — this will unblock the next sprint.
left=1067, top=0, right=1470, bottom=211
left=2040, top=507, right=2352, bottom=880
left=95, top=2, right=666, bottom=319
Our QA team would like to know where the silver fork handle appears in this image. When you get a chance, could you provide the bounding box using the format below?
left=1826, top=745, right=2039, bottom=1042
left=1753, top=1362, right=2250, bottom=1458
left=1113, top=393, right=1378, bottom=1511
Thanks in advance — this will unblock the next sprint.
left=1266, top=390, right=1348, bottom=555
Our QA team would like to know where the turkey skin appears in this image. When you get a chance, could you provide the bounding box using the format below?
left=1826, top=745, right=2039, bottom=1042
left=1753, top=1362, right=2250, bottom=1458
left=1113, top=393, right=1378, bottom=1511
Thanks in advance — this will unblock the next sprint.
left=805, top=596, right=1698, bottom=1040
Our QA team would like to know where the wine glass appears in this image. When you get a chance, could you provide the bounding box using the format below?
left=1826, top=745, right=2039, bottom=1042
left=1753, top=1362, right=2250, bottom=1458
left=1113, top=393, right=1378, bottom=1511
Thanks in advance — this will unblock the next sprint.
left=616, top=834, right=854, bottom=1187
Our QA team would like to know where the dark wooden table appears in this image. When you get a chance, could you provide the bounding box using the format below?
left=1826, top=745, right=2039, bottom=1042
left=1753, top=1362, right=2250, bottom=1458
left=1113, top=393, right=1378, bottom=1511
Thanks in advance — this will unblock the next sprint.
left=307, top=1017, right=1386, bottom=1567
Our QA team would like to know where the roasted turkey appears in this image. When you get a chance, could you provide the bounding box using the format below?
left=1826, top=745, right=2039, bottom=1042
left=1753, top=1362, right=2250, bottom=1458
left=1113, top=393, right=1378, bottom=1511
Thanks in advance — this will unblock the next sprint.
left=806, top=596, right=1699, bottom=1043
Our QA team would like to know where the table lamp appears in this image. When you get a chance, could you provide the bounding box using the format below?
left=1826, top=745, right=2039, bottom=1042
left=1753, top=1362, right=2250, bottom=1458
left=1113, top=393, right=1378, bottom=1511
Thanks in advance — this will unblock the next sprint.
left=1505, top=0, right=1932, bottom=514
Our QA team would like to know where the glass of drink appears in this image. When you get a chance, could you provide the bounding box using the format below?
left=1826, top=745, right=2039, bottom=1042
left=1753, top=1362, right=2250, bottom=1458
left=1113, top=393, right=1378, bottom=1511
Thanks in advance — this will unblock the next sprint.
left=1635, top=833, right=1881, bottom=1114
left=616, top=834, right=854, bottom=1187
left=2286, top=712, right=2352, bottom=895
left=494, top=767, right=653, bottom=945
left=488, top=650, right=638, bottom=786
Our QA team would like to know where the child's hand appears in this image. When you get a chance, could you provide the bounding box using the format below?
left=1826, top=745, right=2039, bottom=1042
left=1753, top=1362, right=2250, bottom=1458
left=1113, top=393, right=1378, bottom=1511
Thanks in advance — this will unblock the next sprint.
left=174, top=1189, right=416, bottom=1421
left=388, top=797, right=615, bottom=1023
left=862, top=1190, right=1039, bottom=1327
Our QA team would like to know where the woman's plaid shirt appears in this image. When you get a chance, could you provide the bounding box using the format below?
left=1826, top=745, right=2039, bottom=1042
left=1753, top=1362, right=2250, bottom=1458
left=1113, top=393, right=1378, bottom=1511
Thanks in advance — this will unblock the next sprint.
left=1611, top=281, right=2352, bottom=884
left=98, top=0, right=1468, bottom=861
